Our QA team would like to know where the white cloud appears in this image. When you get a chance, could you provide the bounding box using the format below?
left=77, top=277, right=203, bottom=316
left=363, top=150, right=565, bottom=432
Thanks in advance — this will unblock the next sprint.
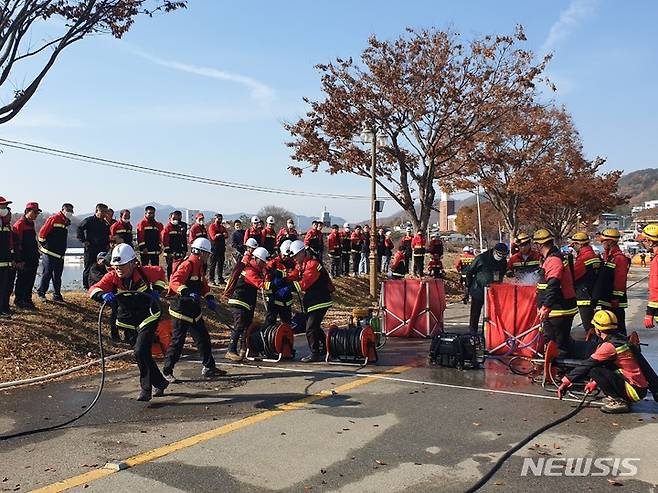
left=130, top=48, right=275, bottom=103
left=541, top=0, right=597, bottom=53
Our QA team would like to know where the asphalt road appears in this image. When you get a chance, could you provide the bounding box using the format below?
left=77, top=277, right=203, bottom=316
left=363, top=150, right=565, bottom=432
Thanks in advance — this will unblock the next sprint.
left=1, top=268, right=657, bottom=492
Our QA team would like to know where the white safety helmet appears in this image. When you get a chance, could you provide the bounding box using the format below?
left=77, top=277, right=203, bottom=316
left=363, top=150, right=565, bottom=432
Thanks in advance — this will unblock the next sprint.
left=343, top=222, right=350, bottom=229
left=252, top=247, right=269, bottom=262
left=385, top=231, right=392, bottom=237
left=191, top=237, right=212, bottom=254
left=406, top=226, right=412, bottom=233
left=245, top=237, right=259, bottom=249
left=289, top=239, right=306, bottom=256
left=110, top=244, right=136, bottom=266
left=280, top=239, right=292, bottom=256
left=266, top=215, right=275, bottom=225
left=463, top=246, right=473, bottom=253
left=251, top=215, right=260, bottom=224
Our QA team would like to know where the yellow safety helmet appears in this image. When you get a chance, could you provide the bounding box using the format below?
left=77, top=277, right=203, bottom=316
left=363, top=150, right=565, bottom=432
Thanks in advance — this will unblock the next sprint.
left=532, top=229, right=554, bottom=245
left=515, top=232, right=531, bottom=245
left=569, top=232, right=590, bottom=244
left=600, top=228, right=621, bottom=241
left=642, top=223, right=658, bottom=243
left=592, top=310, right=618, bottom=332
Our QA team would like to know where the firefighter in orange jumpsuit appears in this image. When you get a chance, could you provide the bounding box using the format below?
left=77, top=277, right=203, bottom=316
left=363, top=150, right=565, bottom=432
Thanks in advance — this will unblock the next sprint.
left=327, top=224, right=342, bottom=277
left=390, top=245, right=408, bottom=279
left=411, top=230, right=426, bottom=277
left=455, top=246, right=475, bottom=303
left=570, top=232, right=602, bottom=335
left=506, top=232, right=541, bottom=279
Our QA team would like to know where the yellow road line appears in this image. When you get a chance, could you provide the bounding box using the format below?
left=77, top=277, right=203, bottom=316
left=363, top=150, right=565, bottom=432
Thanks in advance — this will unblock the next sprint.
left=32, top=364, right=412, bottom=493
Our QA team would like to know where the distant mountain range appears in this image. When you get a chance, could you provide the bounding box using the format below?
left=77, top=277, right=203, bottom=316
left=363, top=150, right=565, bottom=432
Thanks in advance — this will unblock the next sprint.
left=618, top=168, right=658, bottom=207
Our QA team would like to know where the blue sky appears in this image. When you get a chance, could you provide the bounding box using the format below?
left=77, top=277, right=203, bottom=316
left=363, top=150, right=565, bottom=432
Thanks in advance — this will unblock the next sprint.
left=2, top=0, right=656, bottom=220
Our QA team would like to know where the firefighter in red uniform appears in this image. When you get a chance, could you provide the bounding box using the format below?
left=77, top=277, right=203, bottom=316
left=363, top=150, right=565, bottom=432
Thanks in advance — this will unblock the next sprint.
left=642, top=224, right=658, bottom=328
left=110, top=209, right=133, bottom=246
left=163, top=238, right=225, bottom=382
left=208, top=214, right=229, bottom=285
left=226, top=247, right=270, bottom=361
left=401, top=227, right=413, bottom=269
left=0, top=197, right=14, bottom=317
left=289, top=240, right=333, bottom=362
left=506, top=232, right=542, bottom=279
left=37, top=203, right=74, bottom=302
left=244, top=215, right=265, bottom=246
left=411, top=230, right=426, bottom=277
left=264, top=244, right=297, bottom=326
left=188, top=212, right=208, bottom=245
left=390, top=244, right=408, bottom=279
left=533, top=229, right=578, bottom=357
left=558, top=310, right=649, bottom=413
left=350, top=225, right=364, bottom=276
left=569, top=232, right=602, bottom=335
left=276, top=218, right=298, bottom=248
left=427, top=254, right=444, bottom=278
left=136, top=206, right=163, bottom=266
left=12, top=202, right=41, bottom=310
left=89, top=244, right=168, bottom=401
left=428, top=232, right=444, bottom=258
left=455, top=246, right=475, bottom=303
left=162, top=211, right=187, bottom=279
left=262, top=216, right=277, bottom=256
left=304, top=220, right=323, bottom=260
left=327, top=224, right=342, bottom=277
left=592, top=228, right=630, bottom=334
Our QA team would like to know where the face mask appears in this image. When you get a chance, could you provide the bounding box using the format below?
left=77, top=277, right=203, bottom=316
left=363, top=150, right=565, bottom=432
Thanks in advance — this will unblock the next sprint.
left=171, top=219, right=179, bottom=225
left=197, top=220, right=204, bottom=225
left=493, top=252, right=504, bottom=261
left=0, top=208, right=8, bottom=217
left=64, top=211, right=73, bottom=220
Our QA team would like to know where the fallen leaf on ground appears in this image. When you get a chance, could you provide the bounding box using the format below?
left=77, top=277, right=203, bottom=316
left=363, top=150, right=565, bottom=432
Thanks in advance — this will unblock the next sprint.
left=607, top=478, right=623, bottom=486
left=375, top=459, right=387, bottom=465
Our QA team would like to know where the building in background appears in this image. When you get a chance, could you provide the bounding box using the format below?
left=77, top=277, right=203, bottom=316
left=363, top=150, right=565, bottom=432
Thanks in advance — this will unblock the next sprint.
left=439, top=191, right=456, bottom=232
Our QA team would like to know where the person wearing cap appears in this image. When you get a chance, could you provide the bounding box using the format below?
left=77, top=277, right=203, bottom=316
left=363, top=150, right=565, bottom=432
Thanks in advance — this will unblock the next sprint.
left=411, top=229, right=427, bottom=278
left=11, top=202, right=41, bottom=311
left=89, top=244, right=168, bottom=401
left=244, top=215, right=264, bottom=246
left=327, top=224, right=342, bottom=277
left=466, top=242, right=508, bottom=336
left=557, top=310, right=649, bottom=414
left=506, top=232, right=542, bottom=279
left=592, top=228, right=630, bottom=334
left=110, top=209, right=133, bottom=247
left=226, top=246, right=270, bottom=361
left=350, top=225, right=365, bottom=277
left=276, top=218, right=298, bottom=248
left=569, top=232, right=602, bottom=335
left=289, top=239, right=334, bottom=362
left=136, top=206, right=164, bottom=267
left=37, top=203, right=74, bottom=303
left=208, top=214, right=229, bottom=285
left=382, top=231, right=394, bottom=273
left=642, top=224, right=658, bottom=329
left=0, top=196, right=15, bottom=316
left=77, top=203, right=111, bottom=290
left=262, top=216, right=277, bottom=256
left=340, top=223, right=351, bottom=276
left=533, top=229, right=578, bottom=357
left=162, top=211, right=187, bottom=279
left=304, top=220, right=324, bottom=260
left=401, top=227, right=413, bottom=268
left=455, top=246, right=476, bottom=303
left=164, top=238, right=225, bottom=382
left=187, top=212, right=208, bottom=245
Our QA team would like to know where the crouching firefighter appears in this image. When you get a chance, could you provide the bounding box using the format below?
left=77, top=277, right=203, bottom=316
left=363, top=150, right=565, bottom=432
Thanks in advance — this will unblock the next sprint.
left=164, top=238, right=225, bottom=382
left=289, top=240, right=334, bottom=362
left=89, top=244, right=168, bottom=401
left=225, top=247, right=270, bottom=361
left=558, top=310, right=650, bottom=414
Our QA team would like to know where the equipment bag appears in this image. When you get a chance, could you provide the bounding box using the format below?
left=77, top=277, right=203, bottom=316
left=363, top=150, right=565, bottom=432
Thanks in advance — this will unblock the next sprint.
left=429, top=332, right=480, bottom=369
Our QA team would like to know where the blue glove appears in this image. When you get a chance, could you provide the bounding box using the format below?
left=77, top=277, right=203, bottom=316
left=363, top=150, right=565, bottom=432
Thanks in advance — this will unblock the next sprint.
left=272, top=276, right=284, bottom=289
left=189, top=292, right=200, bottom=303
left=206, top=297, right=218, bottom=311
left=275, top=286, right=290, bottom=298
left=150, top=291, right=161, bottom=303
left=101, top=292, right=115, bottom=304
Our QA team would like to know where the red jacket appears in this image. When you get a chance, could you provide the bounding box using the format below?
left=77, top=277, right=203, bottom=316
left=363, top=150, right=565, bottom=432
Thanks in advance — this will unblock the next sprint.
left=12, top=216, right=38, bottom=263
left=304, top=228, right=323, bottom=251
left=228, top=260, right=268, bottom=311
left=161, top=222, right=186, bottom=256
left=537, top=247, right=577, bottom=316
left=136, top=218, right=163, bottom=254
left=428, top=238, right=443, bottom=257
left=401, top=234, right=413, bottom=254
left=244, top=226, right=265, bottom=246
left=507, top=250, right=542, bottom=275
left=604, top=245, right=630, bottom=301
left=391, top=250, right=407, bottom=278
left=291, top=257, right=333, bottom=313
left=208, top=223, right=228, bottom=241
left=327, top=231, right=341, bottom=255
left=350, top=231, right=364, bottom=252
left=647, top=253, right=658, bottom=316
left=168, top=254, right=209, bottom=297
left=455, top=252, right=475, bottom=272
left=109, top=220, right=133, bottom=245
left=411, top=234, right=426, bottom=256
left=384, top=238, right=394, bottom=252
left=276, top=227, right=298, bottom=246
left=38, top=211, right=70, bottom=258
left=188, top=223, right=208, bottom=245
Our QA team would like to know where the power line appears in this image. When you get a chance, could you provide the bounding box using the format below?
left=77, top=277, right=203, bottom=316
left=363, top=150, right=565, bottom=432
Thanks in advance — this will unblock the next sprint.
left=0, top=138, right=391, bottom=201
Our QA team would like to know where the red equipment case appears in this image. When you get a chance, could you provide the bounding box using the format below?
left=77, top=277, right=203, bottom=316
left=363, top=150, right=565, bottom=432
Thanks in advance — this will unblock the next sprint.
left=380, top=279, right=446, bottom=338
